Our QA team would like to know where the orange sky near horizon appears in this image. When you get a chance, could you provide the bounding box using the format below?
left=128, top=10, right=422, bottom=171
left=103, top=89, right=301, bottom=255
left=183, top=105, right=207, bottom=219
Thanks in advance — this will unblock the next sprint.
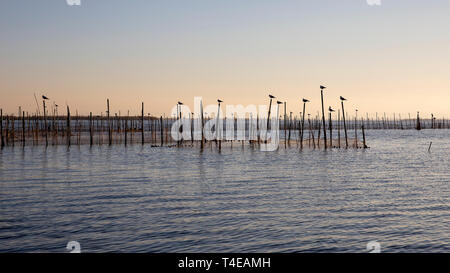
left=1, top=1, right=449, bottom=118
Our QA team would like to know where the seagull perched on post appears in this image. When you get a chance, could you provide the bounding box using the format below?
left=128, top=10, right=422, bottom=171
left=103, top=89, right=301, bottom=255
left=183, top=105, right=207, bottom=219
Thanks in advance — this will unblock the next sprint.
left=340, top=96, right=346, bottom=101
left=320, top=85, right=326, bottom=90
left=217, top=99, right=223, bottom=103
left=269, top=94, right=276, bottom=99
left=329, top=107, right=335, bottom=112
left=276, top=101, right=283, bottom=104
left=302, top=98, right=309, bottom=103
left=42, top=95, right=49, bottom=100
left=177, top=101, right=183, bottom=105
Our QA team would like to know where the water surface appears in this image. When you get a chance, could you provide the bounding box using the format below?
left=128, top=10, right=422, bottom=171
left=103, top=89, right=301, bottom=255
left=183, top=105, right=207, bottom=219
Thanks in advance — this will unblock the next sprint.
left=0, top=130, right=449, bottom=252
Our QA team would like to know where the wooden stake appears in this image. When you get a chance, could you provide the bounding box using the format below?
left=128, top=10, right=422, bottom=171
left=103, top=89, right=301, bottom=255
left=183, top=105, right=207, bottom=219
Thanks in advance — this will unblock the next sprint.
left=320, top=89, right=327, bottom=149
left=362, top=124, right=367, bottom=149
left=22, top=111, right=25, bottom=145
left=141, top=102, right=144, bottom=145
left=107, top=99, right=112, bottom=145
left=89, top=112, right=93, bottom=146
left=43, top=100, right=48, bottom=146
left=160, top=116, right=164, bottom=146
left=67, top=106, right=71, bottom=146
left=0, top=109, right=4, bottom=148
left=341, top=100, right=348, bottom=148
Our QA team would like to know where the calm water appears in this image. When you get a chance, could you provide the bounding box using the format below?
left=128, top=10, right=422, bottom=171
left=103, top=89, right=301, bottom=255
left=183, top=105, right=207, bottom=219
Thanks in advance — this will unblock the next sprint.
left=0, top=130, right=449, bottom=253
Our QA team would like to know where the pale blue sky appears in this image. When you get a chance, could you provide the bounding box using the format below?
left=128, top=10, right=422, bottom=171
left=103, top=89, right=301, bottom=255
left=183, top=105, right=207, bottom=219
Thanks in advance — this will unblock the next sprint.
left=1, top=0, right=450, bottom=116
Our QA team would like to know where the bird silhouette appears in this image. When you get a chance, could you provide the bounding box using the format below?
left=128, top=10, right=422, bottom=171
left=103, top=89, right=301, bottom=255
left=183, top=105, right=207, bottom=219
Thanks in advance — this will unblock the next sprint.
left=217, top=99, right=223, bottom=103
left=269, top=94, right=275, bottom=99
left=302, top=98, right=309, bottom=103
left=340, top=96, right=347, bottom=101
left=276, top=101, right=283, bottom=104
left=42, top=95, right=49, bottom=100
left=320, top=85, right=326, bottom=90
left=329, top=107, right=335, bottom=112
left=177, top=102, right=183, bottom=105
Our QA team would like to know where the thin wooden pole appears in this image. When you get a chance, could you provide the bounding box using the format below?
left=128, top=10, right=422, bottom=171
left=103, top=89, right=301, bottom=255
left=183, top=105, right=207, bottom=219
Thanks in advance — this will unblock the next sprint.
left=22, top=111, right=25, bottom=145
left=141, top=102, right=144, bottom=145
left=284, top=102, right=287, bottom=148
left=355, top=111, right=358, bottom=148
left=266, top=98, right=273, bottom=143
left=67, top=106, right=71, bottom=146
left=341, top=100, right=348, bottom=148
left=201, top=100, right=204, bottom=149
left=300, top=102, right=307, bottom=149
left=43, top=100, right=48, bottom=146
left=329, top=111, right=332, bottom=148
left=288, top=112, right=292, bottom=145
left=0, top=109, right=4, bottom=149
left=320, top=89, right=327, bottom=149
left=125, top=114, right=128, bottom=146
left=89, top=112, right=93, bottom=146
left=416, top=112, right=421, bottom=130
left=160, top=116, right=164, bottom=147
left=337, top=109, right=341, bottom=148
left=107, top=99, right=112, bottom=145
left=362, top=124, right=367, bottom=149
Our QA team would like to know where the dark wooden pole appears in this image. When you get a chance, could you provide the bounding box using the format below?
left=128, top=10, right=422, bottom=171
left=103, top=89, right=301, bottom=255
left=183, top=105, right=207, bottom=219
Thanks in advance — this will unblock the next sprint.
left=362, top=124, right=367, bottom=149
left=300, top=101, right=307, bottom=149
left=43, top=100, right=48, bottom=146
left=125, top=114, right=128, bottom=146
left=284, top=102, right=287, bottom=148
left=341, top=100, right=348, bottom=148
left=107, top=99, right=111, bottom=145
left=22, top=111, right=25, bottom=145
left=67, top=106, right=71, bottom=146
left=266, top=97, right=273, bottom=143
left=337, top=109, right=341, bottom=148
left=354, top=110, right=358, bottom=148
left=0, top=109, right=4, bottom=148
left=141, top=102, right=145, bottom=145
left=200, top=100, right=204, bottom=149
left=89, top=112, right=93, bottom=146
left=329, top=111, right=332, bottom=148
left=160, top=116, right=164, bottom=147
left=320, top=89, right=327, bottom=149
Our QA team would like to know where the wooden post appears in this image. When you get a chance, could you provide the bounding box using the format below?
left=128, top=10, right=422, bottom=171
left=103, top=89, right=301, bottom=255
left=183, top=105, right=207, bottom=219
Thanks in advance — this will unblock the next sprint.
left=107, top=99, right=112, bottom=145
left=416, top=112, right=421, bottom=130
left=308, top=115, right=315, bottom=148
left=354, top=111, right=358, bottom=148
left=43, top=100, right=48, bottom=146
left=191, top=113, right=194, bottom=145
left=11, top=115, right=15, bottom=147
left=300, top=101, right=307, bottom=149
left=67, top=106, right=71, bottom=146
left=284, top=102, right=287, bottom=148
left=320, top=89, right=327, bottom=149
left=160, top=116, right=164, bottom=147
left=22, top=111, right=25, bottom=145
left=89, top=112, right=93, bottom=146
left=341, top=100, right=348, bottom=148
left=141, top=102, right=144, bottom=145
left=362, top=124, right=367, bottom=149
left=288, top=112, right=292, bottom=145
left=329, top=111, right=332, bottom=148
left=201, top=100, right=204, bottom=149
left=125, top=114, right=128, bottom=146
left=266, top=97, right=273, bottom=144
left=0, top=109, right=3, bottom=149
left=337, top=109, right=341, bottom=148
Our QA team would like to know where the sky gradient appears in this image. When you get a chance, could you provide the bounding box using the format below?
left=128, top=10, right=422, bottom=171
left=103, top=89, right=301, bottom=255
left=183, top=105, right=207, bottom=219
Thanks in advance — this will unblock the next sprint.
left=1, top=0, right=450, bottom=118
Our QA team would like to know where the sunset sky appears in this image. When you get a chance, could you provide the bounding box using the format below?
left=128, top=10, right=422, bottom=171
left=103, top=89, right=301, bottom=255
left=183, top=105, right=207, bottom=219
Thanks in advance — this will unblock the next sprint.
left=1, top=0, right=449, bottom=118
